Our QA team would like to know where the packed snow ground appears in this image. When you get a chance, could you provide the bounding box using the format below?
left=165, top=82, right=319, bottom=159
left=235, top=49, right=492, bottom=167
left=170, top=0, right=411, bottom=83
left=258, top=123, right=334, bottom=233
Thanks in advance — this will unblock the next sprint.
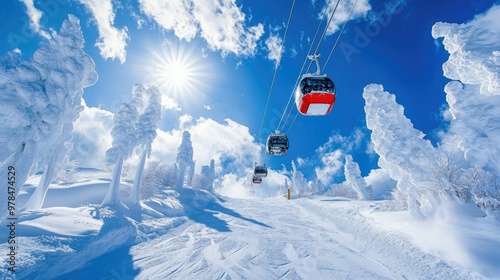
left=1, top=169, right=499, bottom=280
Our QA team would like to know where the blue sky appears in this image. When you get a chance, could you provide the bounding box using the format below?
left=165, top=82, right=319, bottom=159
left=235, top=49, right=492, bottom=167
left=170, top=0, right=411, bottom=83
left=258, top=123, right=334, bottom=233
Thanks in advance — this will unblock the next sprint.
left=1, top=0, right=498, bottom=184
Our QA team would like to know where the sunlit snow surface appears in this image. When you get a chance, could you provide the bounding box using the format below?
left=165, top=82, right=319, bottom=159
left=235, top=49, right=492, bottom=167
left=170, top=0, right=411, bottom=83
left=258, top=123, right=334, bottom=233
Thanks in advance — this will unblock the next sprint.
left=1, top=169, right=498, bottom=279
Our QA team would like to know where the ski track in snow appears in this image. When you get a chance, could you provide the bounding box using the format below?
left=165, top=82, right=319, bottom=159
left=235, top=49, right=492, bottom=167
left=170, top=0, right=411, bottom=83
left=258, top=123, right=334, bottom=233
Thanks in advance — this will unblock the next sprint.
left=57, top=196, right=481, bottom=280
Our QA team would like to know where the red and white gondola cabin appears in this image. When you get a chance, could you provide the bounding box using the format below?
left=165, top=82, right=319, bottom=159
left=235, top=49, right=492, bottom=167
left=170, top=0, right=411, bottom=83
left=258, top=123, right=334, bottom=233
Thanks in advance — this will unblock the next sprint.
left=295, top=74, right=336, bottom=116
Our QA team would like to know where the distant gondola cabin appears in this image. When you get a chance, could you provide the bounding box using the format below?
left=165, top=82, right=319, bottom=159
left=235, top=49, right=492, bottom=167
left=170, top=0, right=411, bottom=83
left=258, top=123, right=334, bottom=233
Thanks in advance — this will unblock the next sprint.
left=252, top=175, right=262, bottom=184
left=254, top=164, right=268, bottom=178
left=266, top=133, right=289, bottom=155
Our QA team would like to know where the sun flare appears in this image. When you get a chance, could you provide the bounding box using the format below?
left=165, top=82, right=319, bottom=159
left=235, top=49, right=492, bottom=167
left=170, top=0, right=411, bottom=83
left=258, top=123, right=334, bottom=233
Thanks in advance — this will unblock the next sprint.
left=168, top=62, right=188, bottom=85
left=143, top=40, right=214, bottom=107
left=159, top=57, right=193, bottom=93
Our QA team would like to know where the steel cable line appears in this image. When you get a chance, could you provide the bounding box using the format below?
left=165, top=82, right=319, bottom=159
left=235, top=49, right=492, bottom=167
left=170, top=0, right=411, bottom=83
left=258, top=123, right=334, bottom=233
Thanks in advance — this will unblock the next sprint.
left=305, top=0, right=341, bottom=74
left=276, top=7, right=327, bottom=132
left=285, top=109, right=299, bottom=134
left=285, top=0, right=359, bottom=135
left=257, top=0, right=296, bottom=142
left=277, top=0, right=341, bottom=133
left=324, top=0, right=359, bottom=69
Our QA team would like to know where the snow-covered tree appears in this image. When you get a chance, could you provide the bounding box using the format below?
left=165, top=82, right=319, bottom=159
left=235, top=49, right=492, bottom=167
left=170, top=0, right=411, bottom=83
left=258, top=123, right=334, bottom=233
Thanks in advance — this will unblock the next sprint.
left=101, top=96, right=141, bottom=206
left=291, top=160, right=308, bottom=197
left=283, top=178, right=289, bottom=194
left=186, top=160, right=196, bottom=187
left=165, top=163, right=178, bottom=187
left=363, top=84, right=437, bottom=218
left=0, top=15, right=97, bottom=217
left=140, top=161, right=170, bottom=199
left=432, top=8, right=500, bottom=175
left=130, top=85, right=162, bottom=204
left=176, top=131, right=194, bottom=188
left=193, top=159, right=216, bottom=191
left=326, top=181, right=357, bottom=199
left=208, top=159, right=215, bottom=188
left=192, top=174, right=206, bottom=190
left=344, top=154, right=371, bottom=200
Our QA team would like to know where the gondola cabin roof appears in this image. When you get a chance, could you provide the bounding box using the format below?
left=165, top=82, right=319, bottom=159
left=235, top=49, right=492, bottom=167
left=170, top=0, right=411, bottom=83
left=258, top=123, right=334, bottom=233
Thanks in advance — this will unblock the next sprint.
left=267, top=133, right=288, bottom=144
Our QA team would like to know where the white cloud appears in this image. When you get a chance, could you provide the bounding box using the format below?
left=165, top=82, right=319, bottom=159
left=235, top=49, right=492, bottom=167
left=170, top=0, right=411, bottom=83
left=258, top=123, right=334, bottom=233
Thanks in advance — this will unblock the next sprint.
left=138, top=0, right=197, bottom=41
left=18, top=0, right=49, bottom=38
left=187, top=117, right=262, bottom=174
left=78, top=0, right=129, bottom=63
left=131, top=11, right=146, bottom=29
left=383, top=0, right=409, bottom=15
left=217, top=168, right=287, bottom=198
left=365, top=0, right=409, bottom=24
left=139, top=0, right=264, bottom=57
left=149, top=129, right=182, bottom=167
left=365, top=141, right=375, bottom=156
left=161, top=94, right=182, bottom=111
left=322, top=0, right=371, bottom=35
left=204, top=105, right=211, bottom=110
left=300, top=127, right=370, bottom=186
left=70, top=106, right=114, bottom=168
left=265, top=33, right=283, bottom=66
left=216, top=173, right=254, bottom=198
left=364, top=168, right=396, bottom=200
left=317, top=127, right=367, bottom=154
left=315, top=149, right=344, bottom=186
left=149, top=116, right=263, bottom=176
left=71, top=106, right=262, bottom=176
left=296, top=157, right=307, bottom=167
left=178, top=114, right=193, bottom=130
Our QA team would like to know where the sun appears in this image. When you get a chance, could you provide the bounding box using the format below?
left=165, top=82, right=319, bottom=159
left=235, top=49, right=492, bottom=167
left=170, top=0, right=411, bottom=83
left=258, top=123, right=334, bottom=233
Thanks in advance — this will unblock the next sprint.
left=142, top=40, right=214, bottom=106
left=156, top=50, right=195, bottom=94
left=167, top=61, right=189, bottom=86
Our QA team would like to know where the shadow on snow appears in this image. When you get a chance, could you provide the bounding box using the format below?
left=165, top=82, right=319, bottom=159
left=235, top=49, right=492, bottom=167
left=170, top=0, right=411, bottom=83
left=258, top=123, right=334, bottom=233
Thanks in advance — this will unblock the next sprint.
left=176, top=187, right=271, bottom=232
left=54, top=204, right=140, bottom=280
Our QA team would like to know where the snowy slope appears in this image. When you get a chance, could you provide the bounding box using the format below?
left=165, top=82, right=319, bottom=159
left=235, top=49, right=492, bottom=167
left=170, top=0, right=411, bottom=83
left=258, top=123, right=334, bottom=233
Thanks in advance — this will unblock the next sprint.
left=1, top=169, right=498, bottom=280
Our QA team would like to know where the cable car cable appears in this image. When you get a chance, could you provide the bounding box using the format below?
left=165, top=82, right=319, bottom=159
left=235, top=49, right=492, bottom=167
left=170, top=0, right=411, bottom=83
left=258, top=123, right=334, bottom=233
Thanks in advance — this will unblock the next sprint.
left=285, top=110, right=299, bottom=135
left=257, top=0, right=296, bottom=142
left=278, top=0, right=341, bottom=132
left=324, top=0, right=359, bottom=69
left=276, top=11, right=325, bottom=133
left=286, top=0, right=358, bottom=134
left=305, top=0, right=341, bottom=74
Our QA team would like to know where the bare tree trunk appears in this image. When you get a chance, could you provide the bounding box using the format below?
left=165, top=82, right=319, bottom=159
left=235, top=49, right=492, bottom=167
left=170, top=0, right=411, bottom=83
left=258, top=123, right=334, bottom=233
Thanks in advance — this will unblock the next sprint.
left=1, top=142, right=35, bottom=221
left=130, top=147, right=148, bottom=204
left=102, top=157, right=124, bottom=206
left=24, top=145, right=67, bottom=210
left=176, top=164, right=186, bottom=188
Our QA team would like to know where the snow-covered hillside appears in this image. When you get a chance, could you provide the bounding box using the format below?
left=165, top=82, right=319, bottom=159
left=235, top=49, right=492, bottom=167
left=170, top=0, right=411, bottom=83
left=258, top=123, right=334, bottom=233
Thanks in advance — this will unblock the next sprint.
left=1, top=168, right=498, bottom=279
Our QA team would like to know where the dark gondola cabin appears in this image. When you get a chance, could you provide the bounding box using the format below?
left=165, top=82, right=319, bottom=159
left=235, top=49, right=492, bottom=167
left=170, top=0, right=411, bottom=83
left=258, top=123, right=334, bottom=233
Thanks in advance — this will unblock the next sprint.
left=266, top=133, right=289, bottom=155
left=252, top=175, right=262, bottom=184
left=254, top=164, right=268, bottom=178
left=295, top=75, right=336, bottom=116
